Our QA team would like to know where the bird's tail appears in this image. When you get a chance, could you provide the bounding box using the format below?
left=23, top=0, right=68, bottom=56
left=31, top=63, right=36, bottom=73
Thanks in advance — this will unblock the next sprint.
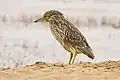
left=82, top=47, right=95, bottom=59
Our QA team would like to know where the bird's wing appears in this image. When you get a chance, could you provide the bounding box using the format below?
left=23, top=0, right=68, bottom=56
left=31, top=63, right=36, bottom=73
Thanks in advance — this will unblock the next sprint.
left=63, top=20, right=95, bottom=59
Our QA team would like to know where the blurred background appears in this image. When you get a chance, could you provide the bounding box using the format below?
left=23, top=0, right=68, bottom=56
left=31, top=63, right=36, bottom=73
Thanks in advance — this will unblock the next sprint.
left=0, top=0, right=120, bottom=68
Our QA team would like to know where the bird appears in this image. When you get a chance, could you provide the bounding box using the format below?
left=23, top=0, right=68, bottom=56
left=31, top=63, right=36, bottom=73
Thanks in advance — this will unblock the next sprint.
left=34, top=10, right=95, bottom=64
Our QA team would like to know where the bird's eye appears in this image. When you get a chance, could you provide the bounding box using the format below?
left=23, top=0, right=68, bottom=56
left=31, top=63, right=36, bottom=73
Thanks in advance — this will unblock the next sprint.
left=47, top=16, right=50, bottom=18
left=46, top=16, right=50, bottom=19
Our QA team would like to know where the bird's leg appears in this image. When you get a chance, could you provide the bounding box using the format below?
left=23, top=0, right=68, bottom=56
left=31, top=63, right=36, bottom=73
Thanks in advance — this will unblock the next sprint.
left=70, top=54, right=77, bottom=64
left=69, top=53, right=73, bottom=65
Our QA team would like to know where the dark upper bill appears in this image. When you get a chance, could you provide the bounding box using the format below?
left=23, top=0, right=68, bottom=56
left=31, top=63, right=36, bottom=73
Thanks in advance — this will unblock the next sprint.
left=34, top=17, right=45, bottom=23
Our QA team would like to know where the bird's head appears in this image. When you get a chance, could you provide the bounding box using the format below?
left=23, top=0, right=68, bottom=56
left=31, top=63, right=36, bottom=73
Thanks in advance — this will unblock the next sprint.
left=34, top=10, right=64, bottom=23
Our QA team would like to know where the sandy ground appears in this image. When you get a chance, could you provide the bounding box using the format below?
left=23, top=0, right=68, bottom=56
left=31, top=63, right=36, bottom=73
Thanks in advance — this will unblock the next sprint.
left=0, top=61, right=120, bottom=80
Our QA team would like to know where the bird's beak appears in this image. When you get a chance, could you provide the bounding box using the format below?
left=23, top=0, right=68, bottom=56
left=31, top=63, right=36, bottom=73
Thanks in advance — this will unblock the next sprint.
left=34, top=17, right=45, bottom=23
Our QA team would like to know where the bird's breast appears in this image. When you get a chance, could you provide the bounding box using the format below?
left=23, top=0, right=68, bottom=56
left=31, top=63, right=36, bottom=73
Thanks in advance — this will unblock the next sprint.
left=50, top=24, right=66, bottom=45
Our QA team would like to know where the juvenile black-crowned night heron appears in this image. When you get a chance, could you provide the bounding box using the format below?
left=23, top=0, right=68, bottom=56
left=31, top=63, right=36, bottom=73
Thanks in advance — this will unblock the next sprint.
left=34, top=10, right=95, bottom=64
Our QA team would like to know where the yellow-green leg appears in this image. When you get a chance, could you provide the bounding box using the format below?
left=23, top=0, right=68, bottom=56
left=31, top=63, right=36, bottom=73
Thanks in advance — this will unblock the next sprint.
left=70, top=54, right=77, bottom=64
left=69, top=53, right=73, bottom=64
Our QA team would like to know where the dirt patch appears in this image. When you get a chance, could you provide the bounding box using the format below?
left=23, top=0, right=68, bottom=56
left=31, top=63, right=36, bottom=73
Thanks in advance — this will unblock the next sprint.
left=0, top=61, right=120, bottom=80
